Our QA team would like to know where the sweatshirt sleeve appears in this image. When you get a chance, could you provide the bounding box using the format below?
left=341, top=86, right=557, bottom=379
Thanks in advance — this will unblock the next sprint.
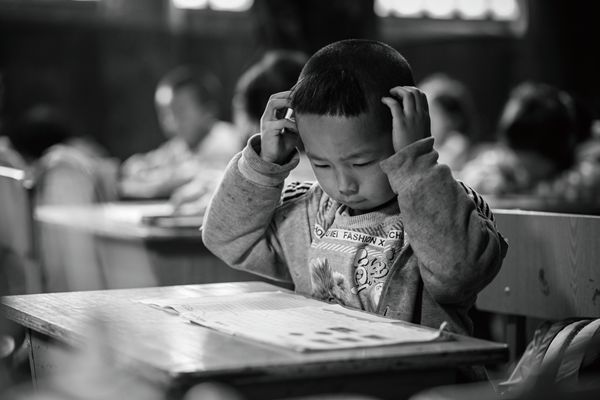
left=201, top=135, right=302, bottom=282
left=380, top=137, right=508, bottom=305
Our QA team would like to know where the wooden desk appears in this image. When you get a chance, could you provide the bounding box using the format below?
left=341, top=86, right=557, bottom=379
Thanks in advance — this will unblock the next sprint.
left=2, top=282, right=508, bottom=400
left=35, top=202, right=269, bottom=291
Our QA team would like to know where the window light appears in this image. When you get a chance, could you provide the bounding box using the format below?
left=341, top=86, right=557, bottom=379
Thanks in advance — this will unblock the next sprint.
left=456, top=0, right=487, bottom=19
left=424, top=0, right=455, bottom=19
left=172, top=0, right=253, bottom=11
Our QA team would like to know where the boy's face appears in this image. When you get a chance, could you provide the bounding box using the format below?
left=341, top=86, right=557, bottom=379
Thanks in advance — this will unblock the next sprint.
left=297, top=112, right=396, bottom=214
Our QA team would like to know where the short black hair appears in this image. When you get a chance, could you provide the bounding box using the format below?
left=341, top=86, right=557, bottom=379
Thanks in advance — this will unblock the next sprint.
left=500, top=82, right=577, bottom=169
left=291, top=39, right=414, bottom=118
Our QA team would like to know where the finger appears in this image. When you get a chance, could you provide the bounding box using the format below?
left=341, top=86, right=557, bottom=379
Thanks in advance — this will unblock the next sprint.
left=389, top=87, right=417, bottom=117
left=405, top=86, right=429, bottom=114
left=264, top=118, right=298, bottom=134
left=261, top=91, right=292, bottom=120
left=261, top=97, right=292, bottom=122
left=269, top=90, right=292, bottom=99
left=381, top=96, right=405, bottom=122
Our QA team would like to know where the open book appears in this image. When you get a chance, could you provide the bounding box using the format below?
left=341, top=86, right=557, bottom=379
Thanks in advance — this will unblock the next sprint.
left=139, top=291, right=448, bottom=352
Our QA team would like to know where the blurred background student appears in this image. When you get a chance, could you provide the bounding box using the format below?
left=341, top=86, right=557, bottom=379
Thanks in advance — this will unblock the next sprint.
left=419, top=73, right=477, bottom=173
left=119, top=65, right=241, bottom=200
left=171, top=50, right=311, bottom=213
left=459, top=82, right=578, bottom=195
left=6, top=104, right=118, bottom=205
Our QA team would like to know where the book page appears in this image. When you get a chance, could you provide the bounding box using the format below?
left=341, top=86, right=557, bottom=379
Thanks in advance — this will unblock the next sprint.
left=139, top=291, right=310, bottom=314
left=140, top=291, right=445, bottom=352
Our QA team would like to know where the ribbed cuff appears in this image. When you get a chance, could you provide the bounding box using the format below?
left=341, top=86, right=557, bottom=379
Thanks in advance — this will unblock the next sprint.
left=380, top=137, right=435, bottom=172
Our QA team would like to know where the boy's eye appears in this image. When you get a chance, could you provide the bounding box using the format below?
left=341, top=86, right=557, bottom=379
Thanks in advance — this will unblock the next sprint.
left=353, top=161, right=373, bottom=167
left=313, top=164, right=330, bottom=169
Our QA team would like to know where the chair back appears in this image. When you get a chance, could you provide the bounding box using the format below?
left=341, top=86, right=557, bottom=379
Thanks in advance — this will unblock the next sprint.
left=35, top=144, right=118, bottom=205
left=0, top=166, right=34, bottom=260
left=33, top=145, right=118, bottom=292
left=0, top=166, right=41, bottom=293
left=478, top=210, right=600, bottom=320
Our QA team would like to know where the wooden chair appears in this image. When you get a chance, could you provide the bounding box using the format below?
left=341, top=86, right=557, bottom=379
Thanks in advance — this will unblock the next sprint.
left=478, top=210, right=600, bottom=361
left=0, top=166, right=42, bottom=376
left=409, top=209, right=600, bottom=400
left=0, top=166, right=42, bottom=294
left=33, top=145, right=119, bottom=292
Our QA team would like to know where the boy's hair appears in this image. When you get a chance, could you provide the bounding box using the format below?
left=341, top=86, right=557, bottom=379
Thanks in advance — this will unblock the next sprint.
left=499, top=82, right=577, bottom=169
left=236, top=50, right=307, bottom=122
left=291, top=39, right=414, bottom=119
left=156, top=65, right=221, bottom=109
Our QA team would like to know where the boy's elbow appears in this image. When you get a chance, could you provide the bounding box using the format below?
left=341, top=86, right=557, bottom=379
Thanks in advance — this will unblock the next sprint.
left=423, top=264, right=477, bottom=304
left=424, top=234, right=507, bottom=304
left=201, top=219, right=226, bottom=260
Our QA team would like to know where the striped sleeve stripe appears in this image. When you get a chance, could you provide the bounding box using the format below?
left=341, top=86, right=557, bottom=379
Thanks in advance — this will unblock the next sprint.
left=281, top=181, right=313, bottom=202
left=458, top=180, right=495, bottom=223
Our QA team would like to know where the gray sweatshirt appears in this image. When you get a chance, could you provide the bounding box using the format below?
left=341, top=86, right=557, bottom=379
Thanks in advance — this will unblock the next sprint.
left=203, top=135, right=508, bottom=335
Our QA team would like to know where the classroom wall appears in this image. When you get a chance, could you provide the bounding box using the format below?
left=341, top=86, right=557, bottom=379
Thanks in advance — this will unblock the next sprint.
left=0, top=12, right=261, bottom=160
left=0, top=0, right=597, bottom=161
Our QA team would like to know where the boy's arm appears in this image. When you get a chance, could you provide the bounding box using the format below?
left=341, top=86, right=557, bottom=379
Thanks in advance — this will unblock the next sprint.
left=381, top=87, right=507, bottom=305
left=201, top=135, right=300, bottom=282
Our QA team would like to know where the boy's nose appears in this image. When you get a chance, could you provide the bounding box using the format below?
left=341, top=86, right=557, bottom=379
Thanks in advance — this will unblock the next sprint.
left=337, top=173, right=358, bottom=195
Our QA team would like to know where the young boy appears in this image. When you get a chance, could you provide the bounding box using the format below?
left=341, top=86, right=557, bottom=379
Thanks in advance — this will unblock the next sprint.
left=202, top=39, right=507, bottom=336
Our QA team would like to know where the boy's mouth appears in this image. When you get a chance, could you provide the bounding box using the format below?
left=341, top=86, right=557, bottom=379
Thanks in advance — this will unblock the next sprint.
left=341, top=198, right=366, bottom=207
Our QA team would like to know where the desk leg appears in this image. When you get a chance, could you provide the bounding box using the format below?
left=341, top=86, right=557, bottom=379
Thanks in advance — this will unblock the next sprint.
left=26, top=330, right=74, bottom=387
left=24, top=330, right=37, bottom=389
left=505, top=315, right=526, bottom=364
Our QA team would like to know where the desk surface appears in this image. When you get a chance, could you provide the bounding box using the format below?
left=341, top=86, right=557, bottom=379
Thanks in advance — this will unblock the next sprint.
left=35, top=202, right=203, bottom=242
left=2, top=282, right=507, bottom=386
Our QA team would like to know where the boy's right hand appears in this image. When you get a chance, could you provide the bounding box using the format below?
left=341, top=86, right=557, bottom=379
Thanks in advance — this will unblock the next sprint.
left=260, top=91, right=299, bottom=165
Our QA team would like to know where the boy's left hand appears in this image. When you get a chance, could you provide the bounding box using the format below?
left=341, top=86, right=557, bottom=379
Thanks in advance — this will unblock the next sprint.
left=381, top=86, right=431, bottom=153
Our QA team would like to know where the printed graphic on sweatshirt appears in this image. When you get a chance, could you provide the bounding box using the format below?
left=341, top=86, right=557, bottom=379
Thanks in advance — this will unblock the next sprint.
left=310, top=224, right=407, bottom=312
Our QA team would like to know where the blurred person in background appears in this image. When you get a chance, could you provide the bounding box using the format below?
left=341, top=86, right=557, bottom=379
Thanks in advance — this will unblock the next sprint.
left=419, top=73, right=477, bottom=172
left=232, top=49, right=313, bottom=183
left=119, top=65, right=241, bottom=200
left=6, top=104, right=118, bottom=204
left=0, top=73, right=27, bottom=169
left=459, top=82, right=578, bottom=197
left=171, top=50, right=310, bottom=213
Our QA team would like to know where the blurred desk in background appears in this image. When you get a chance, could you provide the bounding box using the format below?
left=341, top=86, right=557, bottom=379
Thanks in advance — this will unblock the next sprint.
left=1, top=281, right=508, bottom=400
left=484, top=194, right=600, bottom=215
left=35, top=202, right=270, bottom=291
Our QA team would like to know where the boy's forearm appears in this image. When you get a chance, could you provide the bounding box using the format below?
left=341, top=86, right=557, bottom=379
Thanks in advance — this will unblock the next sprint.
left=202, top=137, right=298, bottom=281
left=381, top=137, right=507, bottom=304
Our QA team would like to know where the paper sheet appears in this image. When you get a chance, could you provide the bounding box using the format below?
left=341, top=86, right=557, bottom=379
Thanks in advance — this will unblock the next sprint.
left=139, top=291, right=445, bottom=352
